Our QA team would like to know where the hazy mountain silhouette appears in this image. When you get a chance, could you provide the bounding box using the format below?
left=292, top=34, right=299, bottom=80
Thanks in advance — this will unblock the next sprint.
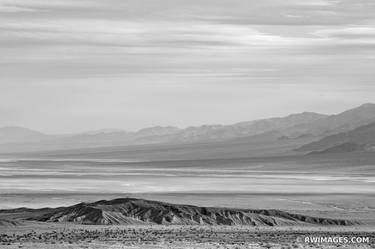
left=298, top=121, right=375, bottom=153
left=282, top=103, right=375, bottom=137
left=48, top=112, right=326, bottom=146
left=1, top=104, right=375, bottom=155
left=170, top=112, right=327, bottom=143
left=0, top=126, right=49, bottom=144
left=0, top=112, right=327, bottom=153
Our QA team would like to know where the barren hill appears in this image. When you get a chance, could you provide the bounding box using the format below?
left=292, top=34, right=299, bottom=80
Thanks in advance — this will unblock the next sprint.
left=3, top=198, right=356, bottom=226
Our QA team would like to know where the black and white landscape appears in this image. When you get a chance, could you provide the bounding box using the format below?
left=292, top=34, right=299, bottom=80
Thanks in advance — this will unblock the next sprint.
left=1, top=104, right=375, bottom=248
left=1, top=0, right=375, bottom=248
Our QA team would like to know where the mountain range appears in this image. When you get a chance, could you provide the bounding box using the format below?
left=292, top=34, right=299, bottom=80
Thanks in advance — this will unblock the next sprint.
left=1, top=103, right=375, bottom=156
left=0, top=126, right=48, bottom=144
left=298, top=121, right=375, bottom=154
left=0, top=198, right=355, bottom=226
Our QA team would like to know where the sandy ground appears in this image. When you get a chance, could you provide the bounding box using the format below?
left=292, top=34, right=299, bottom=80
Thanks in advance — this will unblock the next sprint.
left=1, top=224, right=374, bottom=249
left=3, top=241, right=374, bottom=249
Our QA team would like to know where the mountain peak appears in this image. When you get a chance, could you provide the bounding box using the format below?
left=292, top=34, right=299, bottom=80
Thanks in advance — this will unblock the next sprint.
left=358, top=103, right=375, bottom=108
left=284, top=111, right=327, bottom=120
left=343, top=103, right=375, bottom=113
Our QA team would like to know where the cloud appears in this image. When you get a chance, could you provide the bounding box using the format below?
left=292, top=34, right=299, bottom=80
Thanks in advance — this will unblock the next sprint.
left=0, top=5, right=35, bottom=12
left=0, top=18, right=316, bottom=50
left=0, top=0, right=374, bottom=133
left=313, top=26, right=375, bottom=46
left=315, top=27, right=375, bottom=38
left=199, top=0, right=375, bottom=26
left=0, top=0, right=97, bottom=10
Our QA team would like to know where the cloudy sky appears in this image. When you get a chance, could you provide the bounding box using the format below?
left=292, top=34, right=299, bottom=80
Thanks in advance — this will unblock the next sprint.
left=0, top=0, right=374, bottom=133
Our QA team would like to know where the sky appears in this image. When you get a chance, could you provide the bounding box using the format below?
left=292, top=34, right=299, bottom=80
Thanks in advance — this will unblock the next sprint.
left=0, top=0, right=374, bottom=133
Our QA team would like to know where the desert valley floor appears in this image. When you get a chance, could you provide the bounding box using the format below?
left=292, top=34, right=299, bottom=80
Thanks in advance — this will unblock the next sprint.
left=1, top=149, right=375, bottom=248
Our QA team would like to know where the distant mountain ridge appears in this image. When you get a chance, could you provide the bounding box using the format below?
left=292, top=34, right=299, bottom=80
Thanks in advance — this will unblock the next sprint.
left=283, top=103, right=375, bottom=137
left=1, top=103, right=375, bottom=155
left=298, top=121, right=375, bottom=153
left=1, top=198, right=355, bottom=226
left=0, top=126, right=49, bottom=144
left=0, top=111, right=327, bottom=152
